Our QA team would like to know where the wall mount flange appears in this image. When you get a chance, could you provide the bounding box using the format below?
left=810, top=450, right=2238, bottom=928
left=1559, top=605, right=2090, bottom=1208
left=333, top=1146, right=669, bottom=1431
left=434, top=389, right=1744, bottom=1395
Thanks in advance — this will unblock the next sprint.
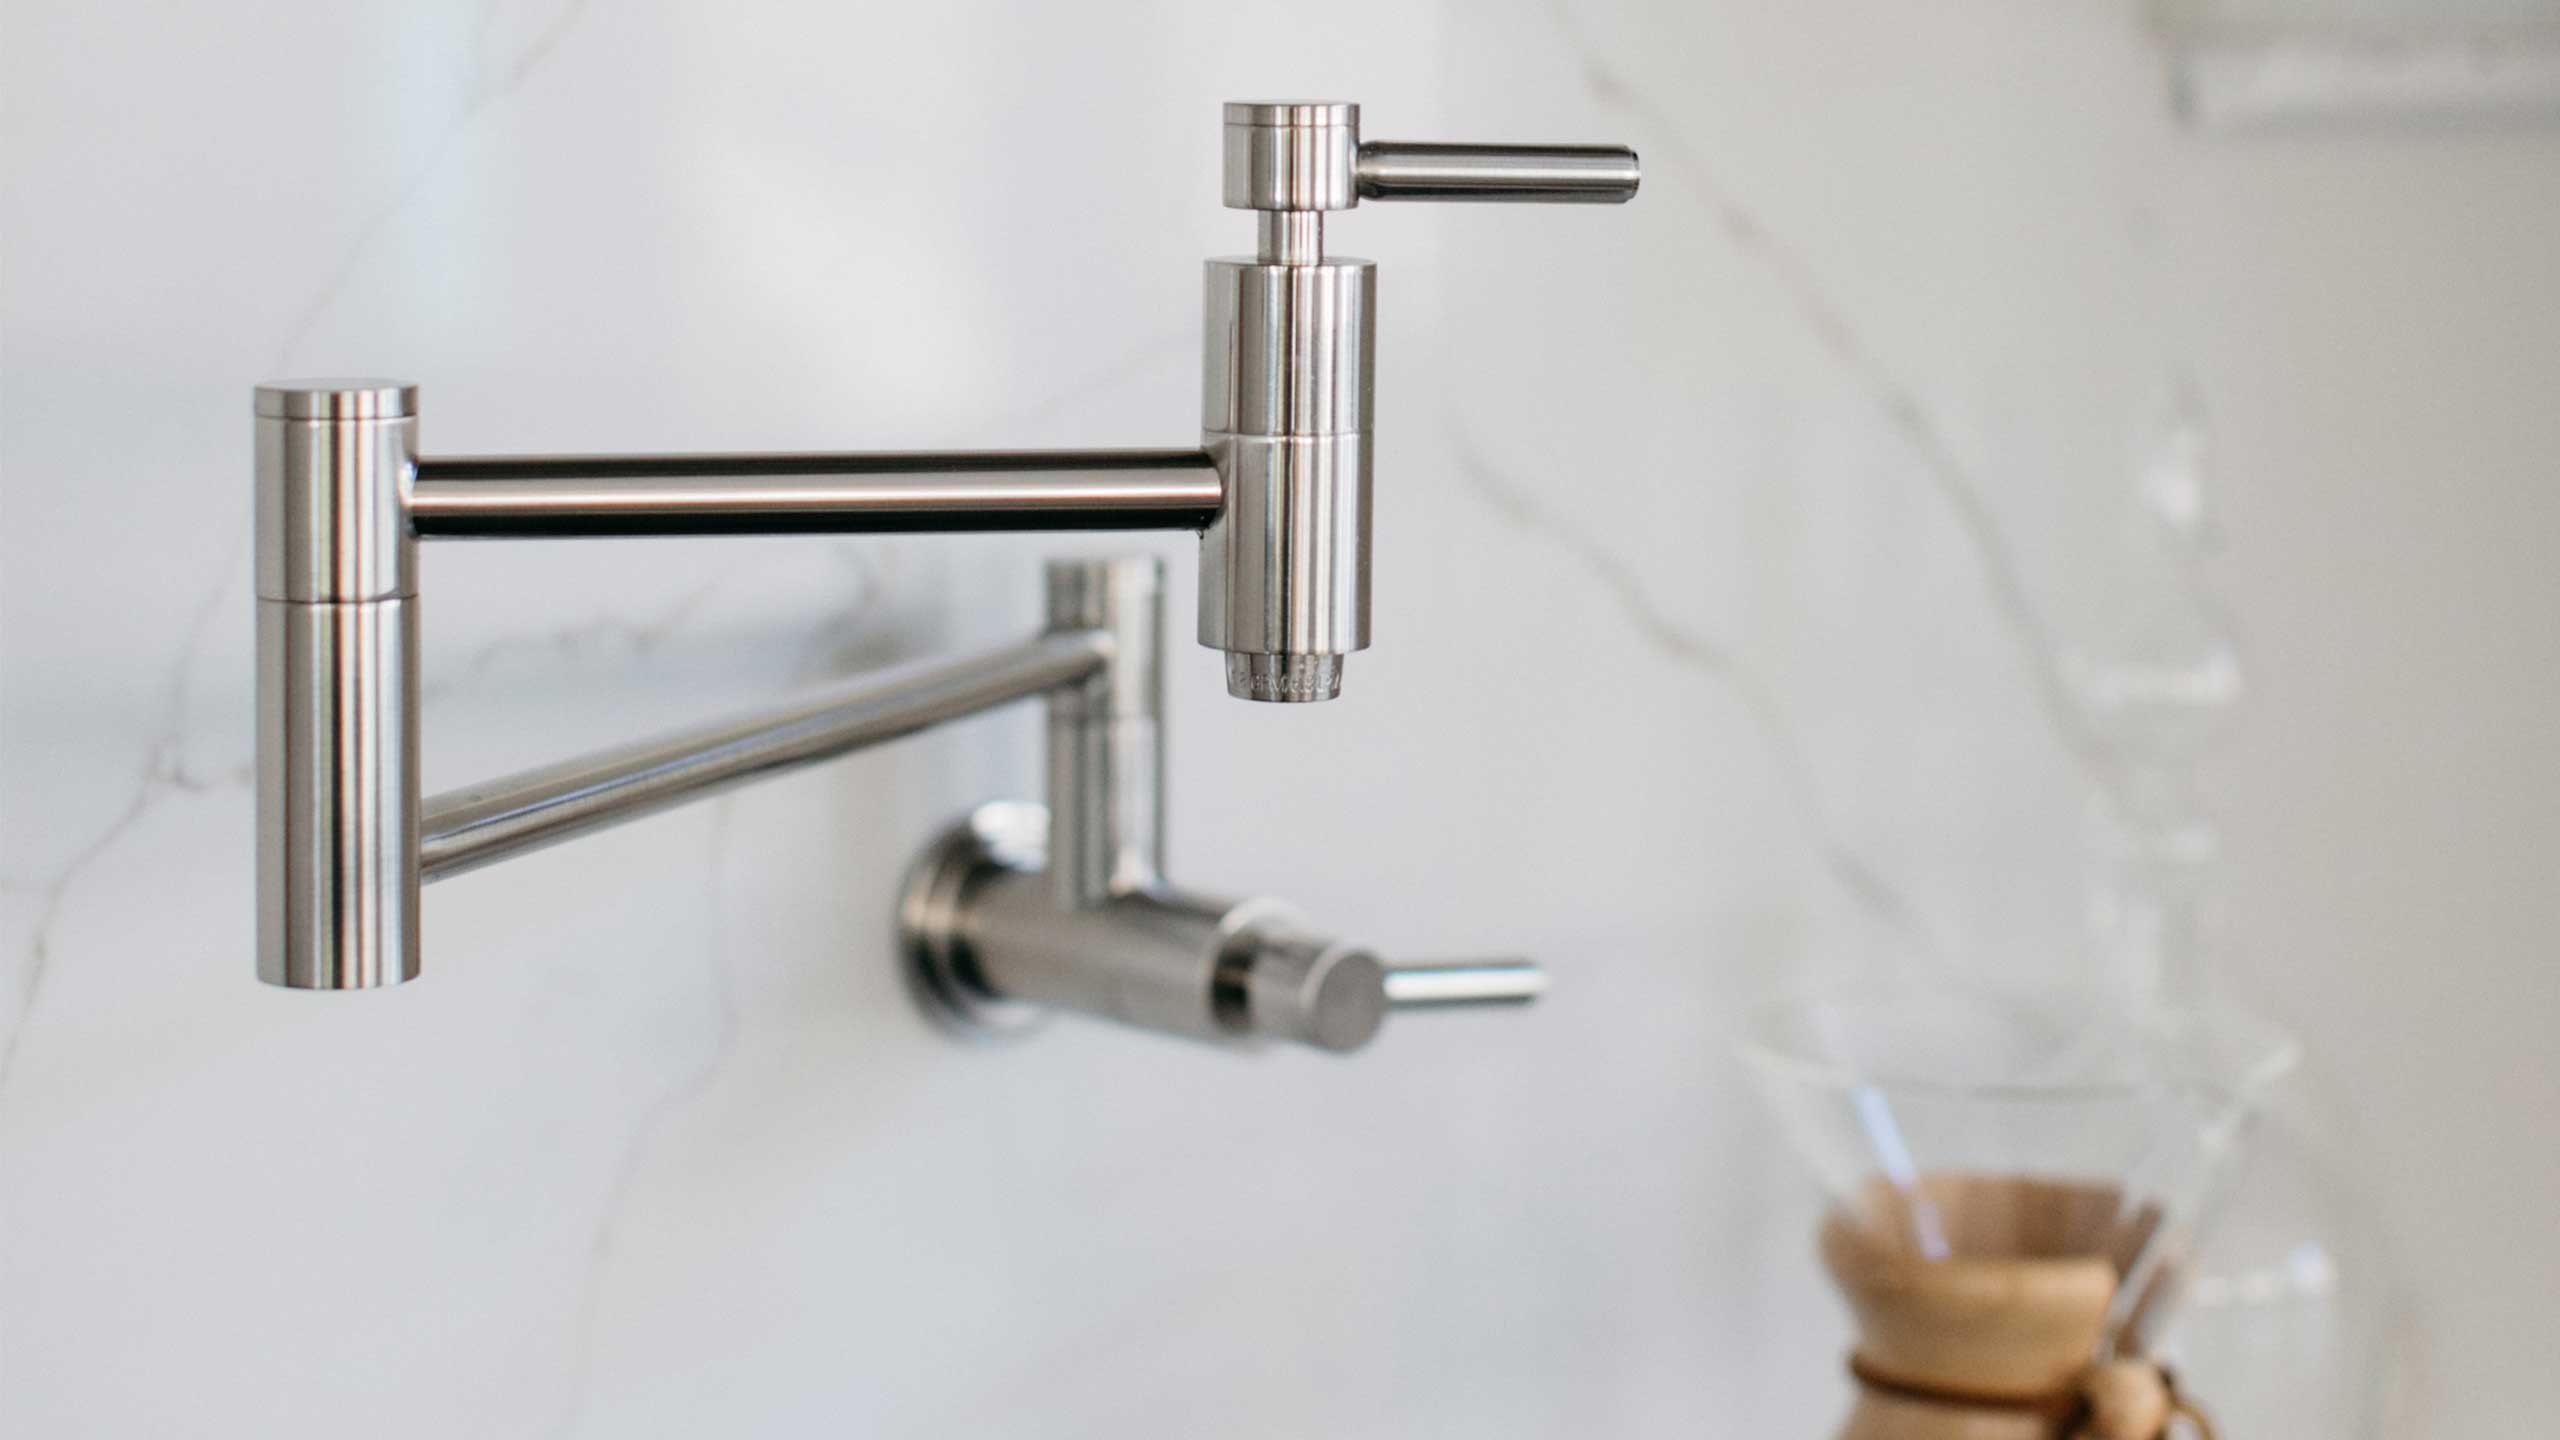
left=898, top=802, right=1054, bottom=1041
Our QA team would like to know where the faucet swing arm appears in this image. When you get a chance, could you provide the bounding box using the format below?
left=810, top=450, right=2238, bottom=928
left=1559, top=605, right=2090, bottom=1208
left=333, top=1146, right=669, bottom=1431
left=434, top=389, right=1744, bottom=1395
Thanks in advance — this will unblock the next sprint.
left=255, top=100, right=1630, bottom=1055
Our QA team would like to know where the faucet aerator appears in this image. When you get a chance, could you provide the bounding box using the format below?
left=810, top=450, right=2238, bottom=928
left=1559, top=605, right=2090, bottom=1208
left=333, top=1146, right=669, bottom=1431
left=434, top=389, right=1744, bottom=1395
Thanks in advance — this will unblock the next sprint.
left=1223, top=653, right=1345, bottom=703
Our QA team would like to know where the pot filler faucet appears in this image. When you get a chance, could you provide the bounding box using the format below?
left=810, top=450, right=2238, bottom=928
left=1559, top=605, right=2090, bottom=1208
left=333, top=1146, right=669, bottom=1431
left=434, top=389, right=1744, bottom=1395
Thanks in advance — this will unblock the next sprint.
left=257, top=101, right=1635, bottom=1053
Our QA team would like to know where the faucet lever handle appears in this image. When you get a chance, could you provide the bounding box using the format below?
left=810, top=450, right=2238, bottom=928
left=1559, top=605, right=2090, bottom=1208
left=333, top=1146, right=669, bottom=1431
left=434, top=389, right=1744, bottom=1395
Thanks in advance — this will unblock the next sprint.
left=1221, top=101, right=1640, bottom=213
left=1221, top=939, right=1546, bottom=1052
left=1355, top=143, right=1640, bottom=205
left=1382, top=958, right=1548, bottom=1009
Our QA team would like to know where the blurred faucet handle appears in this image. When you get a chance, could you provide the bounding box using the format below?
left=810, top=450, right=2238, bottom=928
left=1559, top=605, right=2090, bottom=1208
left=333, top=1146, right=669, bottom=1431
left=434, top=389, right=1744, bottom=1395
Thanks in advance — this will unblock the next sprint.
left=1382, top=958, right=1547, bottom=1010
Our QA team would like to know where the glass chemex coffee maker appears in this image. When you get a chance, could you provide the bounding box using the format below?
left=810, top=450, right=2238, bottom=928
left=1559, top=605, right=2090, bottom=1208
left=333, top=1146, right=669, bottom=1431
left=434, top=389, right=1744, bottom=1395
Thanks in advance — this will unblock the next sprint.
left=1744, top=983, right=2295, bottom=1440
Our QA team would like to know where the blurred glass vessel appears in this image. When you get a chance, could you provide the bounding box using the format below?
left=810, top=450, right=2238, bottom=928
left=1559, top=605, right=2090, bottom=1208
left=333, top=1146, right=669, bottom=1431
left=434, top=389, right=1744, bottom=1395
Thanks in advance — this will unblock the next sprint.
left=1743, top=982, right=2295, bottom=1438
left=2066, top=390, right=2406, bottom=1435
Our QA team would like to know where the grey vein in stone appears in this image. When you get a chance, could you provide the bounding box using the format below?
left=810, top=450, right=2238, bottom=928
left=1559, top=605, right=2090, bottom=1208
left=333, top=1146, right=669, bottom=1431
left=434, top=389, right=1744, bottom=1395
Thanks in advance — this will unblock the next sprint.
left=1454, top=446, right=1932, bottom=947
left=422, top=572, right=727, bottom=703
left=0, top=0, right=597, bottom=1098
left=549, top=796, right=742, bottom=1439
left=1549, top=1, right=2118, bottom=805
left=270, top=0, right=593, bottom=367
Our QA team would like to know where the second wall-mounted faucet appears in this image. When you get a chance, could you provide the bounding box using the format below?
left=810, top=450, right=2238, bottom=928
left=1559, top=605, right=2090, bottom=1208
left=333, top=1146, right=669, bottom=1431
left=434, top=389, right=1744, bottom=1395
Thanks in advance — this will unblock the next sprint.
left=904, top=557, right=1547, bottom=1053
left=255, top=100, right=1634, bottom=1054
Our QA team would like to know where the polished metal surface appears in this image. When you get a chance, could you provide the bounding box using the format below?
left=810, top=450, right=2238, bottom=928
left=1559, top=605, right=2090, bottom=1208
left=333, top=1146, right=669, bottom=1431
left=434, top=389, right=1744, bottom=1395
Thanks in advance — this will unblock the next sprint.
left=258, top=597, right=419, bottom=989
left=254, top=379, right=418, bottom=422
left=256, top=382, right=423, bottom=989
left=1197, top=434, right=1371, bottom=701
left=411, top=449, right=1221, bottom=537
left=1222, top=651, right=1345, bottom=704
left=966, top=869, right=1297, bottom=1048
left=898, top=802, right=1053, bottom=1039
left=256, top=379, right=417, bottom=602
left=1199, top=255, right=1375, bottom=702
left=1222, top=100, right=1360, bottom=212
left=1221, top=101, right=1640, bottom=213
left=901, top=546, right=1541, bottom=1053
left=896, top=802, right=1334, bottom=1049
left=420, top=633, right=1108, bottom=881
left=1043, top=558, right=1165, bottom=908
left=1200, top=259, right=1373, bottom=436
left=1201, top=101, right=1636, bottom=700
left=1382, top=959, right=1548, bottom=1008
left=1355, top=141, right=1642, bottom=203
left=897, top=803, right=1536, bottom=1054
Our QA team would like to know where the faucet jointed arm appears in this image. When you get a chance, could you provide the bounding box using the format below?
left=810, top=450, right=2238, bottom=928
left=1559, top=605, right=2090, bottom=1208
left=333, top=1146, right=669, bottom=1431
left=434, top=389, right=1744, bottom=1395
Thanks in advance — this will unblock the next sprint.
left=416, top=632, right=1115, bottom=883
left=408, top=449, right=1222, bottom=536
left=253, top=383, right=1216, bottom=991
left=255, top=99, right=1631, bottom=1057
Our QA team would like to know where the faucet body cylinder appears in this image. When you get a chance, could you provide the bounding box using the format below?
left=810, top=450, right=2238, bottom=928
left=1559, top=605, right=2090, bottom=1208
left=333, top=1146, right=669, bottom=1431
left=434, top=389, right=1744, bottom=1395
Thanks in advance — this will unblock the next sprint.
left=422, top=633, right=1106, bottom=882
left=962, top=872, right=1258, bottom=1045
left=255, top=381, right=421, bottom=989
left=1197, top=254, right=1374, bottom=702
left=954, top=867, right=1388, bottom=1053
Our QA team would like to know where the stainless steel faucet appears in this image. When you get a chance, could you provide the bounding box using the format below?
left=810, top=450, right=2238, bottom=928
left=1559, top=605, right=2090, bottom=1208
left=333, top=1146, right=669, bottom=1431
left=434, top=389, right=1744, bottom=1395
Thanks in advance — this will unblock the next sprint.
left=255, top=101, right=1633, bottom=1053
left=1203, top=102, right=1638, bottom=701
left=902, top=558, right=1547, bottom=1053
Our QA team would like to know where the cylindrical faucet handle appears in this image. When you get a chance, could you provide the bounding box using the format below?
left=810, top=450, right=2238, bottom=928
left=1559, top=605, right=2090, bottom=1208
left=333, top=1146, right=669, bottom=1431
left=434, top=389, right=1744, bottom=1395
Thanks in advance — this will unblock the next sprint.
left=1221, top=927, right=1390, bottom=1053
left=1220, top=101, right=1641, bottom=210
left=1382, top=959, right=1547, bottom=1009
left=1223, top=100, right=1362, bottom=212
left=1355, top=143, right=1640, bottom=204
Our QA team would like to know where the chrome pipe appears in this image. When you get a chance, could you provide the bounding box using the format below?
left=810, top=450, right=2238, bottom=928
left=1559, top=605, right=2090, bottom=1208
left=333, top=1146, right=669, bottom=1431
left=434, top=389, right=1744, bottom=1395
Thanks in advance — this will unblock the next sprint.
left=410, top=450, right=1222, bottom=537
left=1042, top=558, right=1165, bottom=908
left=1255, top=210, right=1324, bottom=265
left=420, top=632, right=1108, bottom=882
left=1354, top=142, right=1641, bottom=203
left=1383, top=959, right=1548, bottom=1009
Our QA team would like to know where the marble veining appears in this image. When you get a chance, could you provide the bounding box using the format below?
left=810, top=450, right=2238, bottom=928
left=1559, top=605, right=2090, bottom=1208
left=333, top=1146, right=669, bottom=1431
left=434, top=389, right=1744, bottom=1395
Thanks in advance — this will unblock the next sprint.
left=547, top=795, right=742, bottom=1438
left=1455, top=444, right=1936, bottom=951
left=17, top=0, right=2541, bottom=1434
left=1546, top=0, right=2119, bottom=804
left=1, top=0, right=601, bottom=1087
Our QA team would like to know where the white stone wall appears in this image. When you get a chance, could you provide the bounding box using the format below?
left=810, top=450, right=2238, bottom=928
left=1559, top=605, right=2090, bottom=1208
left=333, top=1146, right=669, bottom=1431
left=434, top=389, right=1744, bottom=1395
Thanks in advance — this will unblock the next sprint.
left=6, top=1, right=2553, bottom=1433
